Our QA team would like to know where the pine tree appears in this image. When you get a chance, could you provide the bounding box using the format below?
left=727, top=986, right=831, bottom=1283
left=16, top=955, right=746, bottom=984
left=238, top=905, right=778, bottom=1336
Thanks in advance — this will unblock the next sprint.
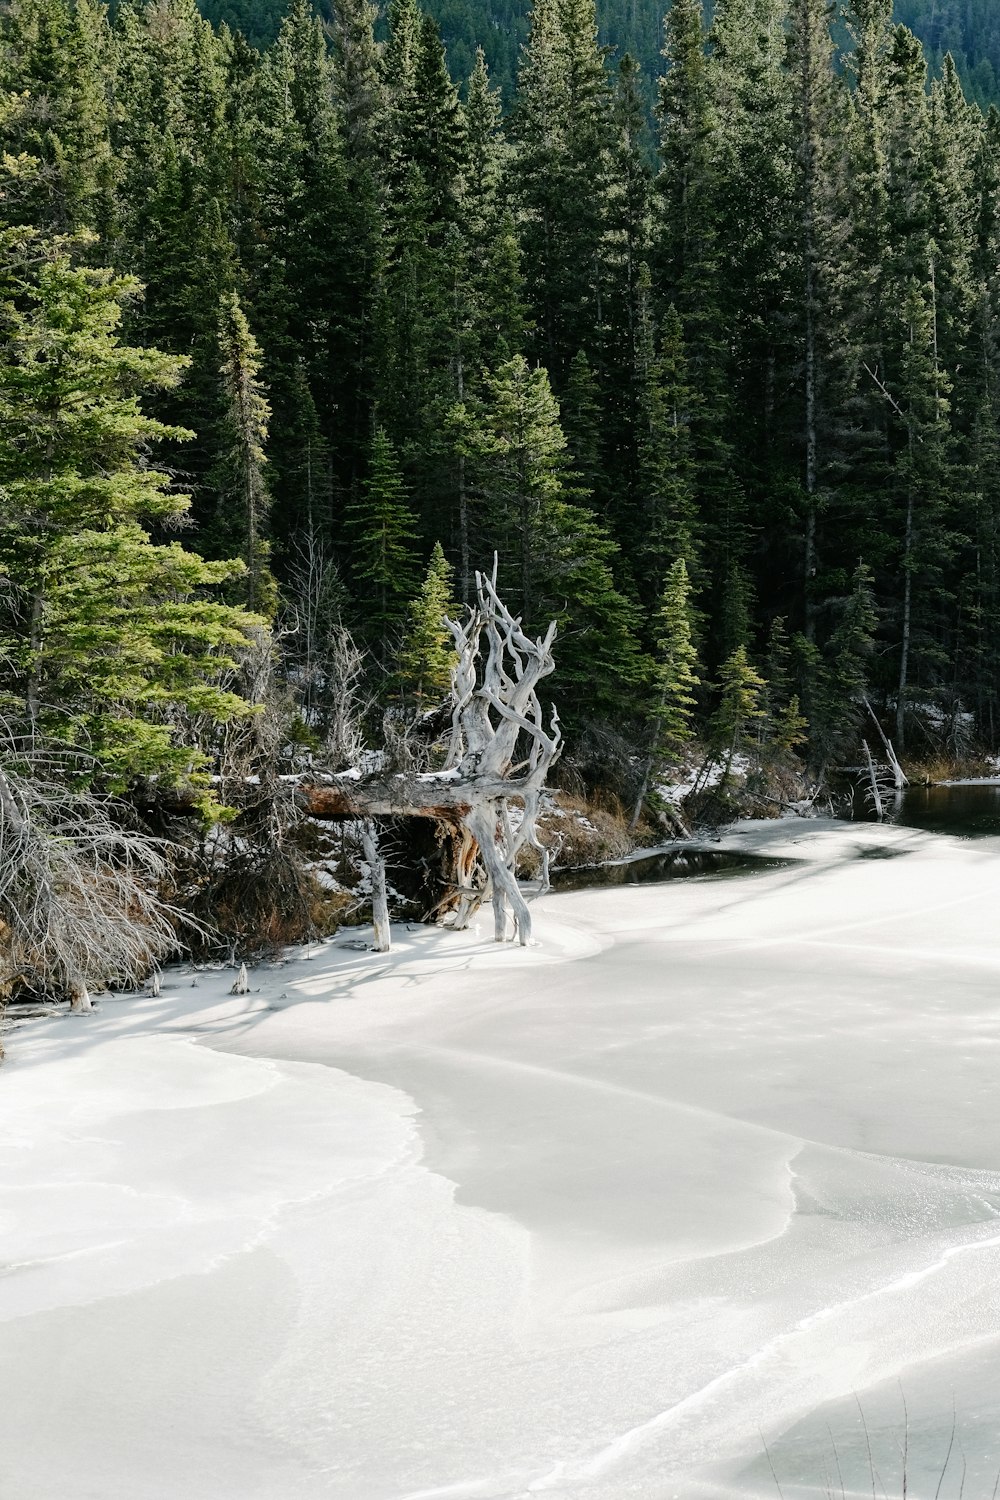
left=710, top=645, right=767, bottom=769
left=213, top=290, right=276, bottom=615
left=345, top=427, right=420, bottom=649
left=634, top=295, right=701, bottom=594
left=512, top=0, right=616, bottom=384
left=0, top=238, right=257, bottom=784
left=468, top=354, right=647, bottom=716
left=656, top=0, right=750, bottom=662
left=652, top=558, right=701, bottom=749
left=0, top=0, right=113, bottom=234
left=891, top=271, right=958, bottom=744
left=795, top=561, right=878, bottom=766
left=787, top=0, right=848, bottom=642
left=397, top=541, right=456, bottom=703
left=561, top=351, right=605, bottom=505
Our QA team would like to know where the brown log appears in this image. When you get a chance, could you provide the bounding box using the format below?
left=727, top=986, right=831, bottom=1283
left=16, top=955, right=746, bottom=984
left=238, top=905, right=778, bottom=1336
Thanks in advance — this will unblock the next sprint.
left=300, top=774, right=537, bottom=825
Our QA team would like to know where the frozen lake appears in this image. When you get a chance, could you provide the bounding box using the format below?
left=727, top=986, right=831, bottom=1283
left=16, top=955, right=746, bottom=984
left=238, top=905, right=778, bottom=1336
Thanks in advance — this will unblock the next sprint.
left=3, top=816, right=1000, bottom=1499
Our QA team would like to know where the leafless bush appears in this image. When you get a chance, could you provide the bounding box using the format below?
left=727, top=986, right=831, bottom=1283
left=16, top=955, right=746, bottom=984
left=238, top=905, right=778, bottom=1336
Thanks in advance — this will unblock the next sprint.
left=0, top=743, right=183, bottom=1010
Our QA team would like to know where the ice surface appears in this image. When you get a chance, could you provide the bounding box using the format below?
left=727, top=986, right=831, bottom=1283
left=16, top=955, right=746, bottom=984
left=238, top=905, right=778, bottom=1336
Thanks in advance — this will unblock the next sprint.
left=3, top=819, right=1000, bottom=1498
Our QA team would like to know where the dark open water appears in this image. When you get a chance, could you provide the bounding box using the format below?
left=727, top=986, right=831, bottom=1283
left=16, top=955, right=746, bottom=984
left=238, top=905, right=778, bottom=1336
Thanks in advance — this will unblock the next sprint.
left=873, top=779, right=1000, bottom=838
left=550, top=779, right=1000, bottom=892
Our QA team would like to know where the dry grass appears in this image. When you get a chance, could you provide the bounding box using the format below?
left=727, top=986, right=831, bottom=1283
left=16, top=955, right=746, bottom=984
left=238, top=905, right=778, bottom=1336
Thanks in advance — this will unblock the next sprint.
left=518, top=790, right=634, bottom=873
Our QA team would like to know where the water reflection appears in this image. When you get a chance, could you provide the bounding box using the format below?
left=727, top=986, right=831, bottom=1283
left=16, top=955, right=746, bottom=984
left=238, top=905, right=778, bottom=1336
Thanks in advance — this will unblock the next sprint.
left=864, top=779, right=1000, bottom=838
left=550, top=848, right=787, bottom=892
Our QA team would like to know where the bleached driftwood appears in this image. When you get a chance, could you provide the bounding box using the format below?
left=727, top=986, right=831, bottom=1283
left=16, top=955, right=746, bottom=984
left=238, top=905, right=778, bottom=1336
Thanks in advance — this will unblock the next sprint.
left=861, top=739, right=884, bottom=821
left=360, top=819, right=391, bottom=952
left=440, top=565, right=560, bottom=944
left=307, top=563, right=561, bottom=946
left=863, top=698, right=908, bottom=792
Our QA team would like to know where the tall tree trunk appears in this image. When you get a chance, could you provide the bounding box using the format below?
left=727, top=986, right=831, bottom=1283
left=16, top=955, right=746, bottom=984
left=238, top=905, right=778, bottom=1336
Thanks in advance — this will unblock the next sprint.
left=27, top=592, right=43, bottom=728
left=897, top=486, right=914, bottom=748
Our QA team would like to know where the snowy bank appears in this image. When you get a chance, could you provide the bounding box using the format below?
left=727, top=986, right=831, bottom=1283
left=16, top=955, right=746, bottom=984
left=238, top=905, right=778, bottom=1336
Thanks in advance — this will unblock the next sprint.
left=4, top=819, right=1000, bottom=1499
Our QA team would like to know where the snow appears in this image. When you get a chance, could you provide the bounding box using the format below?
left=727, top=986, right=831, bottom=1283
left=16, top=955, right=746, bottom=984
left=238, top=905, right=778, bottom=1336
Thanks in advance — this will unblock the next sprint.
left=4, top=820, right=1000, bottom=1498
left=657, top=751, right=752, bottom=804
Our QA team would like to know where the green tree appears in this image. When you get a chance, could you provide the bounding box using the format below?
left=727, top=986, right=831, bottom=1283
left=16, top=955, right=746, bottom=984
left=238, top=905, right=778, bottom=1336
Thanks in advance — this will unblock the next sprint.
left=710, top=644, right=767, bottom=771
left=345, top=427, right=420, bottom=648
left=652, top=557, right=701, bottom=749
left=468, top=354, right=647, bottom=716
left=630, top=556, right=701, bottom=827
left=213, top=290, right=276, bottom=615
left=512, top=0, right=616, bottom=384
left=397, top=541, right=456, bottom=702
left=0, top=0, right=113, bottom=234
left=0, top=239, right=258, bottom=785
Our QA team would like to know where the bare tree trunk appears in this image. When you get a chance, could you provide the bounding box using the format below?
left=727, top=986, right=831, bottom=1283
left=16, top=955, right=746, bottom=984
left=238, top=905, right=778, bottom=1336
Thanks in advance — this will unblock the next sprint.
left=465, top=801, right=531, bottom=945
left=864, top=697, right=908, bottom=790
left=306, top=564, right=560, bottom=947
left=862, top=738, right=883, bottom=821
left=27, top=593, right=43, bottom=727
left=803, top=193, right=818, bottom=642
left=360, top=820, right=390, bottom=952
left=897, top=487, right=914, bottom=748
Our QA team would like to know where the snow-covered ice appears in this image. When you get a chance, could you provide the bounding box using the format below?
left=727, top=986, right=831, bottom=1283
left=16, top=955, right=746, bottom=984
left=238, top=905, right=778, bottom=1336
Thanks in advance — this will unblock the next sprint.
left=3, top=818, right=1000, bottom=1499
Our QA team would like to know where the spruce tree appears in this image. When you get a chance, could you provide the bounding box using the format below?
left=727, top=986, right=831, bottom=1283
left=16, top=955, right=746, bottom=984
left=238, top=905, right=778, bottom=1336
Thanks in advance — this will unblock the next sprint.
left=710, top=645, right=767, bottom=769
left=0, top=238, right=257, bottom=784
left=397, top=541, right=456, bottom=703
left=469, top=354, right=647, bottom=716
left=512, top=0, right=616, bottom=384
left=0, top=0, right=113, bottom=234
left=651, top=558, right=701, bottom=751
left=634, top=296, right=701, bottom=594
left=345, top=427, right=420, bottom=649
left=213, top=290, right=276, bottom=615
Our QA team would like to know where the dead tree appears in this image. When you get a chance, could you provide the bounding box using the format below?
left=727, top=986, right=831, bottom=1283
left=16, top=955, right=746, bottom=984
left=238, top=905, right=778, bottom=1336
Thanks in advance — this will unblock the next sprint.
left=306, top=564, right=561, bottom=946
left=0, top=745, right=181, bottom=1010
left=359, top=820, right=391, bottom=952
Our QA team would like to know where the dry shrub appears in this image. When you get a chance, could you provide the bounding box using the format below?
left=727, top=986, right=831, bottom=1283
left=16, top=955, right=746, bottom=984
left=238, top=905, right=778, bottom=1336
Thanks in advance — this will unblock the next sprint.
left=0, top=754, right=182, bottom=1005
left=195, top=843, right=320, bottom=955
left=527, top=790, right=633, bottom=871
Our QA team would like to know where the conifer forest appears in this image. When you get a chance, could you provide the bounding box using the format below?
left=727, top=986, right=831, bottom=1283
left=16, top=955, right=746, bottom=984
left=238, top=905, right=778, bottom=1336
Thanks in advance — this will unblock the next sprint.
left=3, top=0, right=1000, bottom=994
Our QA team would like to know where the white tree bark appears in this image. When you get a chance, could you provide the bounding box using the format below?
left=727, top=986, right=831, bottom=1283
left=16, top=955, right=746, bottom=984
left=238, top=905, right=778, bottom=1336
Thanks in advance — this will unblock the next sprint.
left=441, top=564, right=561, bottom=945
left=306, top=561, right=561, bottom=947
left=360, top=820, right=391, bottom=953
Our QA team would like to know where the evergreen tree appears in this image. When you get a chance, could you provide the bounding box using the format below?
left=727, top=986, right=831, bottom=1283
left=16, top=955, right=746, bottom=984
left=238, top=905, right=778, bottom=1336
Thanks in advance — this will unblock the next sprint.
left=656, top=0, right=750, bottom=663
left=512, top=0, right=616, bottom=384
left=397, top=541, right=456, bottom=702
left=0, top=0, right=113, bottom=234
left=710, top=644, right=767, bottom=768
left=561, top=351, right=605, bottom=505
left=345, top=427, right=420, bottom=648
left=0, top=238, right=257, bottom=784
left=651, top=557, right=701, bottom=751
left=213, top=290, right=276, bottom=615
left=468, top=354, right=647, bottom=715
left=634, top=296, right=701, bottom=594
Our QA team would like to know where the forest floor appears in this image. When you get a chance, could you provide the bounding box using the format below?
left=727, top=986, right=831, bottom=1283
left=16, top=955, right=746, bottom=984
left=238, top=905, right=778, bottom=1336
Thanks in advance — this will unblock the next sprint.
left=3, top=817, right=1000, bottom=1499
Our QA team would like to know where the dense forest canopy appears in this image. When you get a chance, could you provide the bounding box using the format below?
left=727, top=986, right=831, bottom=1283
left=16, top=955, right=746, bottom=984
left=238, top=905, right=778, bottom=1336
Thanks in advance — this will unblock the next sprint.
left=3, top=0, right=1000, bottom=999
left=198, top=0, right=1000, bottom=109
